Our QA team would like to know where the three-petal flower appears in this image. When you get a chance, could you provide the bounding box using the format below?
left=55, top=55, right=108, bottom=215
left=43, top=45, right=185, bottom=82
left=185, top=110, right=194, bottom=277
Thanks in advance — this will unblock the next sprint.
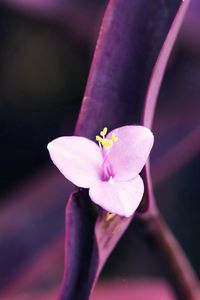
left=47, top=125, right=154, bottom=217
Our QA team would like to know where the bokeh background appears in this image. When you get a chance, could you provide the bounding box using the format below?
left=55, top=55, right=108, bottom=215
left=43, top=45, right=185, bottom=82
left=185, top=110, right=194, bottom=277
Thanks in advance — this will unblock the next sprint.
left=0, top=1, right=199, bottom=299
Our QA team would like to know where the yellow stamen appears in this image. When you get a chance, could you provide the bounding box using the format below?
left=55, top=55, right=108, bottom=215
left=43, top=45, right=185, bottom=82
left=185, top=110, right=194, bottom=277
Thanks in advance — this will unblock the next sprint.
left=96, top=135, right=103, bottom=143
left=101, top=139, right=113, bottom=149
left=105, top=212, right=116, bottom=222
left=96, top=127, right=118, bottom=149
left=100, top=127, right=108, bottom=137
left=111, top=133, right=118, bottom=142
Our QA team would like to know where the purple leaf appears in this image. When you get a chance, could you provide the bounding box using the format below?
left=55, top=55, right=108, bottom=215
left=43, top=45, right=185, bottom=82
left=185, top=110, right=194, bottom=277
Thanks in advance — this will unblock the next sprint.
left=60, top=191, right=98, bottom=300
left=60, top=1, right=190, bottom=299
left=91, top=280, right=176, bottom=300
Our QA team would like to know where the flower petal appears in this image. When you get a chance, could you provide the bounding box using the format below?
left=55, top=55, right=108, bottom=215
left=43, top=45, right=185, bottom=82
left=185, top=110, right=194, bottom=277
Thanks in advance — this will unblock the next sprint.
left=106, top=126, right=154, bottom=181
left=47, top=136, right=103, bottom=188
left=89, top=175, right=144, bottom=217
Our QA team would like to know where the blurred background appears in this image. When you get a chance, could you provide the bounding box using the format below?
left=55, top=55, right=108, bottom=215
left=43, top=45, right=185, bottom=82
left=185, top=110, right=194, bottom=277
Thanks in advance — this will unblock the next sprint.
left=0, top=1, right=199, bottom=299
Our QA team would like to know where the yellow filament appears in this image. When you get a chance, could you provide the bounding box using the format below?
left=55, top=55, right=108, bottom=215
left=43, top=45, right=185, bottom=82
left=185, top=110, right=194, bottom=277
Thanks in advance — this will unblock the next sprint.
left=111, top=133, right=118, bottom=142
left=100, top=127, right=108, bottom=137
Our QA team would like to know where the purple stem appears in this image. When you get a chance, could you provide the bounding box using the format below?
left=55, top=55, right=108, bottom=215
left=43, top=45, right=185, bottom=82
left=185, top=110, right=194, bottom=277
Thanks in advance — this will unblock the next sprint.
left=138, top=1, right=199, bottom=297
left=144, top=214, right=199, bottom=300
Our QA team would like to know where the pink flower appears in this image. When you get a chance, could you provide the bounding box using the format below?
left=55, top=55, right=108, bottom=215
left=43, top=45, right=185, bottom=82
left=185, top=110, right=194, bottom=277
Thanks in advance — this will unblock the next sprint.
left=47, top=126, right=154, bottom=217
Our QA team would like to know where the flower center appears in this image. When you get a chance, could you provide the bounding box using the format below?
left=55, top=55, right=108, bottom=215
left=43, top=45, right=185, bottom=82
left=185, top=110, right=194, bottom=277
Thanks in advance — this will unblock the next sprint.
left=96, top=127, right=118, bottom=149
left=108, top=176, right=115, bottom=185
left=96, top=127, right=118, bottom=181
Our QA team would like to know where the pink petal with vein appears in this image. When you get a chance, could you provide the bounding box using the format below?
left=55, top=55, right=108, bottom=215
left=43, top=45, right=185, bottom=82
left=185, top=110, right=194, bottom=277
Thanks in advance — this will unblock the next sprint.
left=47, top=137, right=103, bottom=188
left=89, top=175, right=144, bottom=217
left=106, top=126, right=154, bottom=181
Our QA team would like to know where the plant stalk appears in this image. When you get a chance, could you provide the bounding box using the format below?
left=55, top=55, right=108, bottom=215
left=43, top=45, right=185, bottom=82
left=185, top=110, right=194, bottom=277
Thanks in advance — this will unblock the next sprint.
left=143, top=214, right=199, bottom=300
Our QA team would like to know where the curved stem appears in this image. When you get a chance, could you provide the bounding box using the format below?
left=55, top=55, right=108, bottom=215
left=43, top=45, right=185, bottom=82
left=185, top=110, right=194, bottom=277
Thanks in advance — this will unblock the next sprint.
left=143, top=214, right=199, bottom=300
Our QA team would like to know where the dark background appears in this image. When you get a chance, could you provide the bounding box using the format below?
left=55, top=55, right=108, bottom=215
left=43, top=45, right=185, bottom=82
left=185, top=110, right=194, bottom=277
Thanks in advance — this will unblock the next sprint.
left=0, top=1, right=199, bottom=299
